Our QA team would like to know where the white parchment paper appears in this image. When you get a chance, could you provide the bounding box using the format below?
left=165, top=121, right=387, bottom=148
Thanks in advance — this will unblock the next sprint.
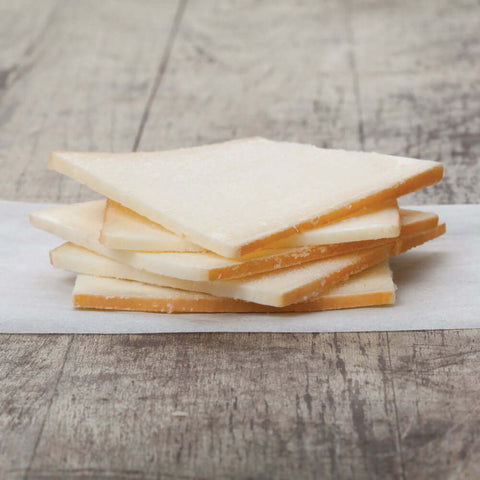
left=0, top=200, right=478, bottom=333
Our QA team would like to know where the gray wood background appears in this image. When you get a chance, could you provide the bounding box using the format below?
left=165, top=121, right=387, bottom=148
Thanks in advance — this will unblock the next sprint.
left=0, top=0, right=479, bottom=478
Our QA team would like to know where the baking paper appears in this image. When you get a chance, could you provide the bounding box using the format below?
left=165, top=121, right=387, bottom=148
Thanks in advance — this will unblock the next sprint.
left=0, top=200, right=478, bottom=333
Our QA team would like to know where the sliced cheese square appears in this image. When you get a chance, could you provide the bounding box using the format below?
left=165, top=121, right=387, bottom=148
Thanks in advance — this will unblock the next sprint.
left=101, top=199, right=205, bottom=252
left=30, top=201, right=438, bottom=282
left=72, top=261, right=395, bottom=313
left=49, top=137, right=443, bottom=257
left=52, top=241, right=392, bottom=306
left=100, top=199, right=400, bottom=251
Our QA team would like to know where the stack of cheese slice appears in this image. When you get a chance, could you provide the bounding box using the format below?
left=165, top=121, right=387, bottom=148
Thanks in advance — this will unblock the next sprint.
left=30, top=137, right=445, bottom=313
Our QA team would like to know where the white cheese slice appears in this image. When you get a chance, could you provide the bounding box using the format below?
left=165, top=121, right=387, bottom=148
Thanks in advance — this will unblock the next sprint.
left=52, top=214, right=446, bottom=308
left=100, top=199, right=400, bottom=251
left=53, top=241, right=391, bottom=307
left=72, top=261, right=395, bottom=313
left=49, top=137, right=443, bottom=257
left=30, top=200, right=439, bottom=282
left=101, top=200, right=204, bottom=252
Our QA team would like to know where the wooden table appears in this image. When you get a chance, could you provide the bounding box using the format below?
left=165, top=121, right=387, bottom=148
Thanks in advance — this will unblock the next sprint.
left=1, top=1, right=479, bottom=478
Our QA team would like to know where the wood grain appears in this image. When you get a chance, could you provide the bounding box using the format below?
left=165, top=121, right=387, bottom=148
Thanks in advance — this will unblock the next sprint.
left=0, top=335, right=72, bottom=480
left=0, top=0, right=181, bottom=203
left=350, top=0, right=480, bottom=205
left=139, top=0, right=362, bottom=152
left=1, top=0, right=480, bottom=478
left=139, top=0, right=479, bottom=206
left=2, top=332, right=480, bottom=479
left=388, top=330, right=480, bottom=478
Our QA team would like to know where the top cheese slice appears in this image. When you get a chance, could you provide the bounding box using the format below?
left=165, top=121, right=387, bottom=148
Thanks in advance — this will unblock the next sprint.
left=100, top=199, right=400, bottom=251
left=49, top=137, right=443, bottom=258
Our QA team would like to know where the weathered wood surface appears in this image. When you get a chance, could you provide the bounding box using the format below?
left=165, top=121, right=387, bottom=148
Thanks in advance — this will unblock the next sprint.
left=2, top=332, right=480, bottom=479
left=352, top=0, right=480, bottom=205
left=0, top=0, right=180, bottom=202
left=0, top=0, right=479, bottom=478
left=140, top=0, right=480, bottom=206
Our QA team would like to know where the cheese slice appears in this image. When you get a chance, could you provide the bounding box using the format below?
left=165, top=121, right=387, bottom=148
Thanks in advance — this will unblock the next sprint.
left=72, top=261, right=395, bottom=313
left=49, top=137, right=443, bottom=257
left=57, top=243, right=391, bottom=307
left=397, top=209, right=440, bottom=237
left=51, top=222, right=444, bottom=307
left=101, top=199, right=205, bottom=252
left=30, top=201, right=437, bottom=282
left=100, top=199, right=400, bottom=251
left=395, top=222, right=446, bottom=255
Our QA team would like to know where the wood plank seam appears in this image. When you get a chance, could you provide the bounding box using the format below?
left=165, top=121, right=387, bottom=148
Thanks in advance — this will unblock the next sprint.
left=0, top=0, right=63, bottom=102
left=386, top=331, right=407, bottom=480
left=22, top=335, right=74, bottom=479
left=6, top=0, right=65, bottom=197
left=132, top=0, right=189, bottom=151
left=344, top=0, right=365, bottom=151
